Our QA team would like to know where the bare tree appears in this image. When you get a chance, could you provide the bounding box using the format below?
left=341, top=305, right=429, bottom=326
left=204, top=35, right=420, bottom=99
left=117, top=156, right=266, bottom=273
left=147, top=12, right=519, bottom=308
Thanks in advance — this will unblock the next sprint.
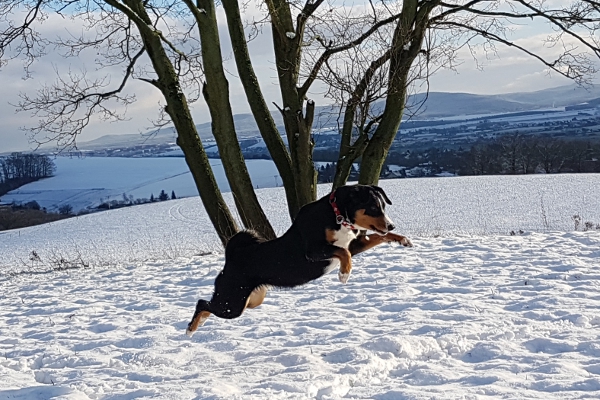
left=0, top=0, right=274, bottom=244
left=498, top=133, right=525, bottom=174
left=537, top=137, right=567, bottom=173
left=520, top=137, right=539, bottom=174
left=312, top=0, right=600, bottom=186
left=565, top=140, right=593, bottom=172
left=467, top=142, right=502, bottom=175
left=3, top=0, right=600, bottom=244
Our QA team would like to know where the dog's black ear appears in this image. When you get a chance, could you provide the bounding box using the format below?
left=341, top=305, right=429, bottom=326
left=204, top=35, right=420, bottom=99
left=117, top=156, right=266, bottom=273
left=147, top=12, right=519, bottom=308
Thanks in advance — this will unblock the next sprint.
left=371, top=185, right=392, bottom=205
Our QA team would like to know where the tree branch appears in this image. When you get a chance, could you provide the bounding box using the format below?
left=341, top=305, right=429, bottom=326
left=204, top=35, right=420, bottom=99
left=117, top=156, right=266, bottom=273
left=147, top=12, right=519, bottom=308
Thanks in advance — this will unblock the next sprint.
left=0, top=0, right=47, bottom=74
left=439, top=20, right=597, bottom=84
left=298, top=12, right=402, bottom=99
left=16, top=45, right=146, bottom=150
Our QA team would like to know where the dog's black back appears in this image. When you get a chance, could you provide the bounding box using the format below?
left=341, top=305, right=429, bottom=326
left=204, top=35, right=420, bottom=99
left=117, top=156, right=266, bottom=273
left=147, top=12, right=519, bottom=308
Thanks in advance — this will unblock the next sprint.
left=224, top=184, right=392, bottom=287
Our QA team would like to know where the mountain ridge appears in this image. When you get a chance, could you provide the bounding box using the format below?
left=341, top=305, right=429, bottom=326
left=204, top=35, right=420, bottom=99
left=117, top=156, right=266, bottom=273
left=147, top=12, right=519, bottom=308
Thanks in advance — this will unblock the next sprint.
left=76, top=83, right=600, bottom=151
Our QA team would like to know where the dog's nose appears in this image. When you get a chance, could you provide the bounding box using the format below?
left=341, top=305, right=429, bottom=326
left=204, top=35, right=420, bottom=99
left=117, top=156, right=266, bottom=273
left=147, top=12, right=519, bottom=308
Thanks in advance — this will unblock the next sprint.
left=387, top=223, right=395, bottom=231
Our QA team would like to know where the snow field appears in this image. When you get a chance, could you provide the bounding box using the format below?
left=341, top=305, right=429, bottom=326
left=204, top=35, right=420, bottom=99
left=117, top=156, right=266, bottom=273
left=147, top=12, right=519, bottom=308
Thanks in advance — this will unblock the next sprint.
left=1, top=176, right=600, bottom=399
left=1, top=157, right=284, bottom=213
left=1, top=231, right=600, bottom=399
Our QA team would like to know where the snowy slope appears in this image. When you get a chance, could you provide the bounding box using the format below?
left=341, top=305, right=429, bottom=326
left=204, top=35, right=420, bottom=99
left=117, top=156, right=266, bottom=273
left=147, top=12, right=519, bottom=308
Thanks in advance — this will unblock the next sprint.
left=1, top=176, right=600, bottom=399
left=1, top=157, right=282, bottom=212
left=2, top=174, right=599, bottom=273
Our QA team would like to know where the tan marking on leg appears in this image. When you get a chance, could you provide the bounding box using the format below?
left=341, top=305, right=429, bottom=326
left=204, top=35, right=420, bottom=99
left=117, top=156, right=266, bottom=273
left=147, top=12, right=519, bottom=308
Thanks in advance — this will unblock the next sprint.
left=349, top=233, right=386, bottom=255
left=332, top=247, right=351, bottom=273
left=186, top=311, right=211, bottom=336
left=332, top=247, right=352, bottom=283
left=246, top=286, right=268, bottom=309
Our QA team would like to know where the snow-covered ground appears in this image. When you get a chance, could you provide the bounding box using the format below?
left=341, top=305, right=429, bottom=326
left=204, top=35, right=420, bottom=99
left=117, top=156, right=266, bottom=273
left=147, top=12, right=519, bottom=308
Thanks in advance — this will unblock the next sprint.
left=1, top=157, right=283, bottom=212
left=1, top=176, right=600, bottom=399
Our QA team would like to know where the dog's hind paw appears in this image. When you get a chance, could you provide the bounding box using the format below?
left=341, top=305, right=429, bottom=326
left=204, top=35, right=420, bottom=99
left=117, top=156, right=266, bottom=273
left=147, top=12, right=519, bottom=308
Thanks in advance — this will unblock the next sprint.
left=186, top=311, right=210, bottom=337
left=338, top=271, right=351, bottom=284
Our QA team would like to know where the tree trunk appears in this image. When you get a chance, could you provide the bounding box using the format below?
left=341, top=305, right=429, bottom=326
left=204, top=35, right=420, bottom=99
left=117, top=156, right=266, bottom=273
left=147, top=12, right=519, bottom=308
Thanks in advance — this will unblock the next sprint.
left=359, top=0, right=438, bottom=185
left=266, top=0, right=317, bottom=208
left=333, top=51, right=392, bottom=189
left=119, top=0, right=238, bottom=246
left=191, top=0, right=276, bottom=240
left=221, top=0, right=300, bottom=219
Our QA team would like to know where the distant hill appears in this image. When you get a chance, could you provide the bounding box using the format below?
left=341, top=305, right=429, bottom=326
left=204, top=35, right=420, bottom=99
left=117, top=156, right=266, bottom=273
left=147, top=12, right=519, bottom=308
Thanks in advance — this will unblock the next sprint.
left=77, top=113, right=288, bottom=151
left=403, top=84, right=600, bottom=118
left=76, top=83, right=600, bottom=151
left=493, top=84, right=600, bottom=107
left=404, top=92, right=525, bottom=118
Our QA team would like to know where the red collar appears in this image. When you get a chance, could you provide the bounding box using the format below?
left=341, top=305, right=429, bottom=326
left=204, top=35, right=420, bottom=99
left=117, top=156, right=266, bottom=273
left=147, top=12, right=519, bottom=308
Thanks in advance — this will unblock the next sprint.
left=329, top=191, right=355, bottom=230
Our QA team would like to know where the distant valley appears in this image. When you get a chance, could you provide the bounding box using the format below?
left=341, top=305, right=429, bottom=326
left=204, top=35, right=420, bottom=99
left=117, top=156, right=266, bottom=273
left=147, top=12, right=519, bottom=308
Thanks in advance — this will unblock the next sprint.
left=72, top=83, right=600, bottom=162
left=4, top=84, right=600, bottom=214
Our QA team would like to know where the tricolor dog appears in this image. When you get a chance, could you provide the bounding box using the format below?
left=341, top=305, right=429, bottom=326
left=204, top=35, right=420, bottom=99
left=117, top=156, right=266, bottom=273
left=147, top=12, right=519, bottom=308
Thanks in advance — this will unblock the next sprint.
left=186, top=184, right=412, bottom=335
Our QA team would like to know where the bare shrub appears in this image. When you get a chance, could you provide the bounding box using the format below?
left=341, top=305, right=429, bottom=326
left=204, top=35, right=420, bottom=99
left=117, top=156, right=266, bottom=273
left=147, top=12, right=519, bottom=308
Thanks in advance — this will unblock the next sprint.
left=572, top=214, right=581, bottom=231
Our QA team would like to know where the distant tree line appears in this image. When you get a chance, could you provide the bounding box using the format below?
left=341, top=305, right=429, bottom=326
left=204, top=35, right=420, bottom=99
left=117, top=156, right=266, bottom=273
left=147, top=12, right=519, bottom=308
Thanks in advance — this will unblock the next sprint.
left=0, top=153, right=56, bottom=196
left=381, top=135, right=600, bottom=177
left=0, top=201, right=71, bottom=231
left=97, top=190, right=177, bottom=210
left=2, top=188, right=180, bottom=231
left=461, top=135, right=600, bottom=175
left=0, top=208, right=69, bottom=231
left=317, top=135, right=600, bottom=180
left=318, top=163, right=359, bottom=184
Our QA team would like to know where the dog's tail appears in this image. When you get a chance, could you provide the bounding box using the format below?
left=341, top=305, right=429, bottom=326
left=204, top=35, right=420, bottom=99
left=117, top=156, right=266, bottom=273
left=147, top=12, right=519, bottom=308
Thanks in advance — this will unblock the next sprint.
left=225, top=230, right=264, bottom=260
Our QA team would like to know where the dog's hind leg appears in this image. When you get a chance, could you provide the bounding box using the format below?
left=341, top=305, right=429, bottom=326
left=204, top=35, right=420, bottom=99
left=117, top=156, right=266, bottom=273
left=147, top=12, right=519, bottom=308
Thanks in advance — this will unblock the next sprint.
left=246, top=286, right=268, bottom=309
left=207, top=285, right=255, bottom=320
left=186, top=299, right=211, bottom=336
left=186, top=288, right=254, bottom=336
left=186, top=271, right=258, bottom=337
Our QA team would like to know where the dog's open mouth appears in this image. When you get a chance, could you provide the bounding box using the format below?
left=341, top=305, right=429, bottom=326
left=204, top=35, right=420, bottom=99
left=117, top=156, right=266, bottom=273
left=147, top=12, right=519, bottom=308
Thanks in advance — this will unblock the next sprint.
left=370, top=225, right=387, bottom=235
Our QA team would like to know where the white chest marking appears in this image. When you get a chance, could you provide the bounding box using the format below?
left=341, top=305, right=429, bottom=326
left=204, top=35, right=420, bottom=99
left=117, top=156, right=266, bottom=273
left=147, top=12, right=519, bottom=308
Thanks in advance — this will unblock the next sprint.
left=323, top=228, right=357, bottom=275
left=332, top=227, right=357, bottom=249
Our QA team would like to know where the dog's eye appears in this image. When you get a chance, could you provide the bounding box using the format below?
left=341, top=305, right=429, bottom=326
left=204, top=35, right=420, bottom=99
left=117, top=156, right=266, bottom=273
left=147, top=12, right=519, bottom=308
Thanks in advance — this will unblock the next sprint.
left=369, top=204, right=381, bottom=214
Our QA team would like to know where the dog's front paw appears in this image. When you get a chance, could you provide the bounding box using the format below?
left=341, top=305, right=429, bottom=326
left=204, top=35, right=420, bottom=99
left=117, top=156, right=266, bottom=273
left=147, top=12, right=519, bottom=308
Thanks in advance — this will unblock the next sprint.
left=400, top=237, right=413, bottom=247
left=338, top=271, right=351, bottom=284
left=383, top=233, right=413, bottom=247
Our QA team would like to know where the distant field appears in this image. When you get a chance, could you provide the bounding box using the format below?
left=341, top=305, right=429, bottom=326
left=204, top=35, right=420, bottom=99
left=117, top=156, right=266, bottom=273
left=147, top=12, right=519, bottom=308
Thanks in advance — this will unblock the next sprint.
left=1, top=157, right=282, bottom=212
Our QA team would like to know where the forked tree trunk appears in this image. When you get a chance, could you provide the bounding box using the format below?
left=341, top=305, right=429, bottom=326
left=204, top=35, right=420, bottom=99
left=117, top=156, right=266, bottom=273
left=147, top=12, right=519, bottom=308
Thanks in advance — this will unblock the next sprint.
left=332, top=51, right=391, bottom=190
left=222, top=0, right=300, bottom=219
left=115, top=0, right=238, bottom=246
left=191, top=0, right=276, bottom=240
left=359, top=0, right=438, bottom=185
left=266, top=0, right=317, bottom=208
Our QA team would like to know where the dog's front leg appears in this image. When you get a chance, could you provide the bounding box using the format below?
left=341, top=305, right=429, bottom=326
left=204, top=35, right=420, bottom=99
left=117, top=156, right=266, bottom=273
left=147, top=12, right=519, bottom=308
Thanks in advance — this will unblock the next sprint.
left=349, top=233, right=386, bottom=256
left=382, top=232, right=413, bottom=247
left=306, top=245, right=352, bottom=284
left=349, top=232, right=413, bottom=256
left=334, top=247, right=352, bottom=284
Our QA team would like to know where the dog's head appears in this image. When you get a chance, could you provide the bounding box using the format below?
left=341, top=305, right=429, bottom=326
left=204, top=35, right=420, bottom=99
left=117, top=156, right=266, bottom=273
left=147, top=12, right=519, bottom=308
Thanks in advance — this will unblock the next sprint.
left=335, top=184, right=396, bottom=235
